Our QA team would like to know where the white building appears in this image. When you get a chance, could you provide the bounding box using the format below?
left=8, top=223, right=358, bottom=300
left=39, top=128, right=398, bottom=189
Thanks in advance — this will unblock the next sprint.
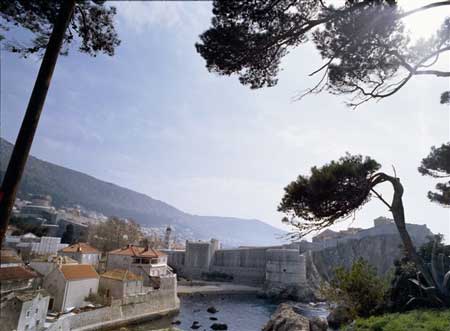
left=58, top=242, right=101, bottom=266
left=43, top=264, right=99, bottom=312
left=0, top=289, right=50, bottom=331
left=106, top=245, right=168, bottom=286
left=0, top=249, right=23, bottom=268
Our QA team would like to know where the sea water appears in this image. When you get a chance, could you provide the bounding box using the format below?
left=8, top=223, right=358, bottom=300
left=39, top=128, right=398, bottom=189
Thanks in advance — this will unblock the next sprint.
left=119, top=294, right=329, bottom=331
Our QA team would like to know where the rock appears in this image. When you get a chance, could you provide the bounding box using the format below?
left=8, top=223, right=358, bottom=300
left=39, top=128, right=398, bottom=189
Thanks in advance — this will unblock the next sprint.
left=327, top=306, right=353, bottom=330
left=191, top=321, right=201, bottom=329
left=210, top=317, right=218, bottom=321
left=263, top=283, right=317, bottom=302
left=207, top=306, right=219, bottom=314
left=171, top=320, right=181, bottom=325
left=263, top=303, right=310, bottom=331
left=210, top=323, right=228, bottom=330
left=309, top=317, right=328, bottom=331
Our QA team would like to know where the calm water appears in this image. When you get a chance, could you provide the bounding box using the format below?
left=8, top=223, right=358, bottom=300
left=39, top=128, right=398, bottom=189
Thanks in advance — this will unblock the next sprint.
left=118, top=294, right=329, bottom=331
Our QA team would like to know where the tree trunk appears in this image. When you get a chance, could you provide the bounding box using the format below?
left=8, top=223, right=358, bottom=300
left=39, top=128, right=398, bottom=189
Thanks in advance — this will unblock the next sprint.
left=0, top=0, right=76, bottom=243
left=387, top=175, right=437, bottom=289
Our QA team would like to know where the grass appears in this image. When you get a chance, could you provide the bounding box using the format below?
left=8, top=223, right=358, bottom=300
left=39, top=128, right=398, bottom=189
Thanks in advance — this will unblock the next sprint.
left=343, top=309, right=450, bottom=331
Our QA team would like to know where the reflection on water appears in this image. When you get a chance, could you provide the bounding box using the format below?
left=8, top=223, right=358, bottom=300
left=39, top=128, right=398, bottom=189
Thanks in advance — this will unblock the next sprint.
left=113, top=294, right=329, bottom=331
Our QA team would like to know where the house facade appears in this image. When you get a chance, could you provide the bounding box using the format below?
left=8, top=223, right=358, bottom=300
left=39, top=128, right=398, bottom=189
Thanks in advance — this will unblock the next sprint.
left=43, top=264, right=99, bottom=312
left=0, top=289, right=50, bottom=331
left=99, top=269, right=144, bottom=299
left=106, top=245, right=168, bottom=286
left=59, top=242, right=100, bottom=266
left=0, top=266, right=39, bottom=294
left=0, top=249, right=23, bottom=268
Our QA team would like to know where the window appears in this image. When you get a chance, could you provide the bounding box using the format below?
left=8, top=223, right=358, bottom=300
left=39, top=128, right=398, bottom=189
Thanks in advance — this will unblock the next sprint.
left=26, top=311, right=30, bottom=317
left=35, top=308, right=38, bottom=314
left=151, top=259, right=158, bottom=264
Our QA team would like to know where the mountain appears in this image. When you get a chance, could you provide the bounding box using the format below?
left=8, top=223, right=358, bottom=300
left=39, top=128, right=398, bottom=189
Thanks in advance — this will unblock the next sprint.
left=0, top=138, right=286, bottom=246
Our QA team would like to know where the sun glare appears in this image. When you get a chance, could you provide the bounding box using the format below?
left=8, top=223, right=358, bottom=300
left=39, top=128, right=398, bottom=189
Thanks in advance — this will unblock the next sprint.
left=399, top=0, right=449, bottom=40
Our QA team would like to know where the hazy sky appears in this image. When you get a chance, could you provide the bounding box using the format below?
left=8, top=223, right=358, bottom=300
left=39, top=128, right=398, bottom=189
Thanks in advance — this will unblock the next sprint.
left=1, top=1, right=449, bottom=241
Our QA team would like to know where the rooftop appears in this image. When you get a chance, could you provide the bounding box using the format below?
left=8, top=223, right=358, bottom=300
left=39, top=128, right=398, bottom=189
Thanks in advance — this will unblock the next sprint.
left=59, top=264, right=99, bottom=280
left=60, top=242, right=99, bottom=254
left=0, top=249, right=23, bottom=265
left=100, top=269, right=143, bottom=282
left=109, top=245, right=166, bottom=258
left=32, top=255, right=79, bottom=264
left=0, top=266, right=38, bottom=281
left=15, top=289, right=50, bottom=302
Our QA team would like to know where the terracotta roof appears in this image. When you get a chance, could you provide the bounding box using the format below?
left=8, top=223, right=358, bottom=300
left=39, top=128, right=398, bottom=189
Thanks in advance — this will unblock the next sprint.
left=59, top=264, right=99, bottom=280
left=108, top=245, right=166, bottom=258
left=0, top=249, right=23, bottom=265
left=0, top=266, right=38, bottom=281
left=100, top=269, right=143, bottom=282
left=60, top=242, right=99, bottom=254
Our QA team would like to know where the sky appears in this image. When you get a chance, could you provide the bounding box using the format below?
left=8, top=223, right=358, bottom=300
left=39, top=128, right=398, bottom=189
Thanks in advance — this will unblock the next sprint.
left=1, top=1, right=449, bottom=241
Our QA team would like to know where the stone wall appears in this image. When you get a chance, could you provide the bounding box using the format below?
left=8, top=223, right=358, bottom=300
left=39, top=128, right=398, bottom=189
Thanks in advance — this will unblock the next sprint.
left=311, top=233, right=426, bottom=280
left=46, top=275, right=179, bottom=331
left=265, top=249, right=306, bottom=286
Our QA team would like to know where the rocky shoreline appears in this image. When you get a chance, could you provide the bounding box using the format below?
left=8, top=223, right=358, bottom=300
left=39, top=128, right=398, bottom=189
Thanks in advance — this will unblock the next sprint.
left=262, top=303, right=330, bottom=331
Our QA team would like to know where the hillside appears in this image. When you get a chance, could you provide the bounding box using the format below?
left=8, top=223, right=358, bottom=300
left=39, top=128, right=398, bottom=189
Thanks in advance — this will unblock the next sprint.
left=0, top=138, right=285, bottom=246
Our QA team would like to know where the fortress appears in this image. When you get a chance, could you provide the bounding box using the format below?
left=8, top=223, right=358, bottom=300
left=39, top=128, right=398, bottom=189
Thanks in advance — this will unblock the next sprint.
left=163, top=217, right=433, bottom=289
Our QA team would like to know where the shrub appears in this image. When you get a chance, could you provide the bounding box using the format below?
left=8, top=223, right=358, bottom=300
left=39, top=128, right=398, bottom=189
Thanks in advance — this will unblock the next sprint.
left=343, top=309, right=450, bottom=331
left=320, top=259, right=388, bottom=318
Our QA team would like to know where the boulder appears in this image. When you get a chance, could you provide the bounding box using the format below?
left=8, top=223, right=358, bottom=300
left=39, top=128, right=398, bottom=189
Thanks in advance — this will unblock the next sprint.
left=327, top=306, right=353, bottom=329
left=190, top=321, right=201, bottom=329
left=210, top=317, right=218, bottom=321
left=263, top=303, right=310, bottom=331
left=210, top=323, right=228, bottom=330
left=207, top=306, right=219, bottom=314
left=309, top=317, right=328, bottom=331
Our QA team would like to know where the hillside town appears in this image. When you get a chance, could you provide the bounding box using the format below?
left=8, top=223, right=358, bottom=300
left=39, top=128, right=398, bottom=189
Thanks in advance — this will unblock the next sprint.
left=0, top=192, right=441, bottom=331
left=1, top=215, right=179, bottom=331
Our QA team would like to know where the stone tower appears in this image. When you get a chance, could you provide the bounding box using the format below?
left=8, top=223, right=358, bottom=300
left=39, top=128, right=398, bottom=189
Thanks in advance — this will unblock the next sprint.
left=164, top=225, right=172, bottom=249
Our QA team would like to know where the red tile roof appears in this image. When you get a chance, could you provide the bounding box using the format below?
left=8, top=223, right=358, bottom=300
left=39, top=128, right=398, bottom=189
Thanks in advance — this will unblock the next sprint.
left=60, top=243, right=99, bottom=254
left=0, top=266, right=38, bottom=281
left=108, top=245, right=166, bottom=258
left=60, top=264, right=99, bottom=280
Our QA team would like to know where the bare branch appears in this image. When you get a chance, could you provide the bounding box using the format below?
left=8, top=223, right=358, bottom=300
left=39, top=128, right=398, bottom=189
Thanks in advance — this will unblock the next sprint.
left=371, top=188, right=392, bottom=210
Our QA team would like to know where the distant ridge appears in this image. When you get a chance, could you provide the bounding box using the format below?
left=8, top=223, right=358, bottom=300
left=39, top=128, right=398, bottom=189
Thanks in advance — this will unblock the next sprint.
left=0, top=137, right=285, bottom=247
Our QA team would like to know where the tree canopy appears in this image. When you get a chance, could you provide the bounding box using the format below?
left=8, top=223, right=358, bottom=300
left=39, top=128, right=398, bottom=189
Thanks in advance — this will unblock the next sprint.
left=279, top=153, right=439, bottom=294
left=196, top=0, right=450, bottom=107
left=419, top=143, right=450, bottom=206
left=88, top=217, right=143, bottom=252
left=278, top=154, right=381, bottom=237
left=0, top=0, right=120, bottom=57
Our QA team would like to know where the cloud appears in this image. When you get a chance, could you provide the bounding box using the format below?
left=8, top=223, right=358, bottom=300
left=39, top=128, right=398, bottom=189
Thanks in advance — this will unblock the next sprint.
left=114, top=2, right=211, bottom=34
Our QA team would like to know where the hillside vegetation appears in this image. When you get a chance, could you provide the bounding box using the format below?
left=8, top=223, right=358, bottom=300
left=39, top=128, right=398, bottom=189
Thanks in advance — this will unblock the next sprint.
left=0, top=138, right=284, bottom=246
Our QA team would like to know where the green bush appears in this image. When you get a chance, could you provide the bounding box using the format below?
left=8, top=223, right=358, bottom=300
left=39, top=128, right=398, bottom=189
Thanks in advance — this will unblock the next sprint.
left=344, top=309, right=450, bottom=331
left=320, top=259, right=388, bottom=318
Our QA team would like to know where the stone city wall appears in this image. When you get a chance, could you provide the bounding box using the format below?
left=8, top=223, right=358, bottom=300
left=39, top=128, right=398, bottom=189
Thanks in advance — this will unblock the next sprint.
left=265, top=249, right=306, bottom=286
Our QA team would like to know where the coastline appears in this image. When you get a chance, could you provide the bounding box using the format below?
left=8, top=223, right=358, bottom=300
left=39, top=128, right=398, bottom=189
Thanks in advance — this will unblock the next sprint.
left=177, top=281, right=261, bottom=296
